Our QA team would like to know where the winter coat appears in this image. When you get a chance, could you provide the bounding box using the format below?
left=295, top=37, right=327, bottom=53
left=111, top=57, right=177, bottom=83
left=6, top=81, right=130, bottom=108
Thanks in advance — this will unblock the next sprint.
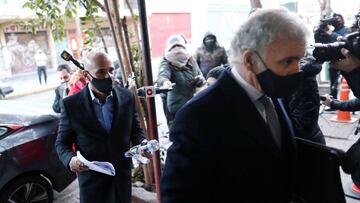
left=195, top=32, right=228, bottom=77
left=157, top=57, right=203, bottom=115
left=286, top=59, right=325, bottom=144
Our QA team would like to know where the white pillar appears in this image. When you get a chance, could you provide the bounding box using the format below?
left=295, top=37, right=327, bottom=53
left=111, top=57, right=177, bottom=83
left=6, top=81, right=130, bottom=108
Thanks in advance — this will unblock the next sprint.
left=0, top=24, right=12, bottom=79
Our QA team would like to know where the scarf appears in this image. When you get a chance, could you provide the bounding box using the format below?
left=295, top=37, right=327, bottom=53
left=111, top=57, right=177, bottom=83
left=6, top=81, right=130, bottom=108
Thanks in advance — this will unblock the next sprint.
left=165, top=47, right=190, bottom=68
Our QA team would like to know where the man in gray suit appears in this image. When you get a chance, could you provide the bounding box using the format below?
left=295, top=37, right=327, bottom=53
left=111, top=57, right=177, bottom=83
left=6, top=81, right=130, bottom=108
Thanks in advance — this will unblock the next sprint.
left=52, top=64, right=71, bottom=113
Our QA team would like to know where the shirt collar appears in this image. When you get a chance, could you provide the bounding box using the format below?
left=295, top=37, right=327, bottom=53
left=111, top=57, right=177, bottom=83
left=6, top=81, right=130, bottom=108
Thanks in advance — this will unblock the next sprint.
left=231, top=66, right=263, bottom=102
left=88, top=84, right=113, bottom=103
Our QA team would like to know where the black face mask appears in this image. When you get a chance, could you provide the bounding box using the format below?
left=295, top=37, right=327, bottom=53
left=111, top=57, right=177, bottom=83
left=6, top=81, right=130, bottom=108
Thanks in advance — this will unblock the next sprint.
left=88, top=73, right=113, bottom=95
left=204, top=37, right=216, bottom=50
left=255, top=52, right=303, bottom=98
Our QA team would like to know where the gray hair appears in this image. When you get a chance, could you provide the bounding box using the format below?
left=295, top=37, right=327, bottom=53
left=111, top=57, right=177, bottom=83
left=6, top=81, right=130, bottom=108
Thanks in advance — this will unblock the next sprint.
left=229, top=8, right=309, bottom=65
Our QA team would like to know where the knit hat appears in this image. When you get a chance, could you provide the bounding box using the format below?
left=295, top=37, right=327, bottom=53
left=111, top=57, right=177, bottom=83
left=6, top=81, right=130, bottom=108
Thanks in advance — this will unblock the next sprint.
left=165, top=34, right=187, bottom=52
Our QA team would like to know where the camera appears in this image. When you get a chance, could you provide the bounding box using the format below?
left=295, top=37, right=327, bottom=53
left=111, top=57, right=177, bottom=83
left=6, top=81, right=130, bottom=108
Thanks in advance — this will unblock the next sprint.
left=320, top=17, right=338, bottom=27
left=313, top=17, right=338, bottom=44
left=312, top=32, right=360, bottom=62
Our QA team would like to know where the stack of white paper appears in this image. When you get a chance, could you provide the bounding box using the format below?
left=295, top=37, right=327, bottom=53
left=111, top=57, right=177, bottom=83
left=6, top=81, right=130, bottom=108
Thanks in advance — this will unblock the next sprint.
left=77, top=151, right=116, bottom=176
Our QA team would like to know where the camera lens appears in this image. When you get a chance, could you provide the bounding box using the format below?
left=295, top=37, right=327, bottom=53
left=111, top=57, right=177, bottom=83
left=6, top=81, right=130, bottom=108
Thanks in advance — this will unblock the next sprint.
left=312, top=41, right=347, bottom=62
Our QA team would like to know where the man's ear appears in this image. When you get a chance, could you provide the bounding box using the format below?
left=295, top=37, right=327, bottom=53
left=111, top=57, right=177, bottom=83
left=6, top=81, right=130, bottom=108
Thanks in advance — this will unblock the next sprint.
left=243, top=50, right=256, bottom=71
left=83, top=70, right=91, bottom=80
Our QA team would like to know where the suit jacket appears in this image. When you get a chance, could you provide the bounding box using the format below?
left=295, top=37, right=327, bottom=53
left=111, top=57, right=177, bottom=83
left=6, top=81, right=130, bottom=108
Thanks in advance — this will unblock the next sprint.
left=52, top=83, right=67, bottom=113
left=55, top=85, right=145, bottom=203
left=160, top=69, right=296, bottom=203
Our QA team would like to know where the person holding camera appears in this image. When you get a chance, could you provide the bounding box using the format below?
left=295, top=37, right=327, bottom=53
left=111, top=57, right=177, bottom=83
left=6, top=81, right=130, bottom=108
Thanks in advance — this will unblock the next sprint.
left=331, top=48, right=360, bottom=98
left=161, top=8, right=308, bottom=202
left=329, top=13, right=349, bottom=104
left=330, top=46, right=360, bottom=199
left=285, top=57, right=326, bottom=144
left=157, top=34, right=205, bottom=128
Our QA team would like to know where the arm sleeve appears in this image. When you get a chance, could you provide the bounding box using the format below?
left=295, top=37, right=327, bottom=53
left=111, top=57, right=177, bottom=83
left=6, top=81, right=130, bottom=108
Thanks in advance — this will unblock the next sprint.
left=341, top=68, right=360, bottom=98
left=55, top=101, right=76, bottom=171
left=160, top=106, right=210, bottom=202
left=52, top=88, right=61, bottom=113
left=157, top=59, right=172, bottom=86
left=331, top=98, right=360, bottom=111
left=288, top=76, right=320, bottom=133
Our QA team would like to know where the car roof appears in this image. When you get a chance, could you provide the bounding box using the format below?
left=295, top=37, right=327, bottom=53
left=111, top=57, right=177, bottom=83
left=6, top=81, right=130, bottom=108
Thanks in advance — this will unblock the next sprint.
left=0, top=113, right=57, bottom=126
left=0, top=100, right=57, bottom=126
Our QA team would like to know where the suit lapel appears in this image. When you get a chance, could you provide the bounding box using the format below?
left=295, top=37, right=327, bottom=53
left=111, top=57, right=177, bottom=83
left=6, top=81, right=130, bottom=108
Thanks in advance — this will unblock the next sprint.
left=110, top=87, right=126, bottom=135
left=219, top=70, right=282, bottom=157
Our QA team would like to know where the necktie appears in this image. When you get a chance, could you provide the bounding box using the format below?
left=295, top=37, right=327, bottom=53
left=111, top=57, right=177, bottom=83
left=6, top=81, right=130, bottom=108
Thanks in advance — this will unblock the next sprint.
left=258, top=95, right=282, bottom=148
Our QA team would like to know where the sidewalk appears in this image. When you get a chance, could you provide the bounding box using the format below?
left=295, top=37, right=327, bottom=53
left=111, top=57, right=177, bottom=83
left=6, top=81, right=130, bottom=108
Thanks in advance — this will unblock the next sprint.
left=3, top=69, right=59, bottom=99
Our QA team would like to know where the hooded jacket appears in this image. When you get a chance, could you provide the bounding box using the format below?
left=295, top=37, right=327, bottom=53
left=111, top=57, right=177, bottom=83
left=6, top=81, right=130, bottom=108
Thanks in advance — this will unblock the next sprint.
left=195, top=32, right=228, bottom=77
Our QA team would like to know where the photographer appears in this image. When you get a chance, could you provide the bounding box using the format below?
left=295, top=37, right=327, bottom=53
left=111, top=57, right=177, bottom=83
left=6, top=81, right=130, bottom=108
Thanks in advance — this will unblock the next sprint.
left=331, top=48, right=360, bottom=98
left=333, top=13, right=350, bottom=36
left=314, top=21, right=340, bottom=44
left=315, top=14, right=349, bottom=105
left=285, top=57, right=326, bottom=144
left=329, top=37, right=360, bottom=196
left=157, top=34, right=205, bottom=128
left=329, top=14, right=350, bottom=101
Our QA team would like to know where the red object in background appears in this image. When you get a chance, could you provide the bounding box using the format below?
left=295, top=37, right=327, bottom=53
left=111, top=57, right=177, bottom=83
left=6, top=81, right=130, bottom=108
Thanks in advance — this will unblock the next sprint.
left=16, top=139, right=47, bottom=166
left=68, top=80, right=87, bottom=96
left=148, top=13, right=192, bottom=58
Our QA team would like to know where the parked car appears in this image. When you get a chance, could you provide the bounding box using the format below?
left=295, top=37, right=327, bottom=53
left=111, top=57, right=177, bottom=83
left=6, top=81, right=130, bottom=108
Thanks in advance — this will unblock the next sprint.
left=0, top=111, right=76, bottom=202
left=0, top=81, right=14, bottom=99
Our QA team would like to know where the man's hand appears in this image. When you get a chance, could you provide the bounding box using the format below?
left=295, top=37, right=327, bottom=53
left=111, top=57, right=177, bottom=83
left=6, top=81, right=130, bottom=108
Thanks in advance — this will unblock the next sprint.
left=69, top=156, right=89, bottom=173
left=321, top=94, right=333, bottom=107
left=331, top=48, right=360, bottom=72
left=162, top=80, right=173, bottom=89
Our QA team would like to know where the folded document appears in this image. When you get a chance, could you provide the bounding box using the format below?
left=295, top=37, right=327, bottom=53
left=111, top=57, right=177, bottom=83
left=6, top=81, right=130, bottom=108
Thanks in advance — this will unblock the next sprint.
left=77, top=151, right=115, bottom=176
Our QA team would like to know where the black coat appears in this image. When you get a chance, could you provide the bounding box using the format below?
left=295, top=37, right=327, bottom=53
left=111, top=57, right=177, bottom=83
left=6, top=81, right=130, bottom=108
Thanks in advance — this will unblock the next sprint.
left=342, top=68, right=360, bottom=99
left=160, top=70, right=296, bottom=203
left=52, top=83, right=67, bottom=113
left=55, top=85, right=145, bottom=203
left=286, top=73, right=325, bottom=144
left=331, top=98, right=360, bottom=111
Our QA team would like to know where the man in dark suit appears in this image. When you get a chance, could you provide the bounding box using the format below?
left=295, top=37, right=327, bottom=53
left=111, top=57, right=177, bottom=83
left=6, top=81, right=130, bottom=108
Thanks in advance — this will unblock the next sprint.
left=52, top=64, right=71, bottom=113
left=55, top=51, right=146, bottom=203
left=160, top=8, right=308, bottom=202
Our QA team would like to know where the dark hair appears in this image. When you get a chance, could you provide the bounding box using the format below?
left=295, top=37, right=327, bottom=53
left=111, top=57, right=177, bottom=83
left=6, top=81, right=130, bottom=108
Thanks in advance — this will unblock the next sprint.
left=57, top=64, right=71, bottom=73
left=206, top=64, right=231, bottom=80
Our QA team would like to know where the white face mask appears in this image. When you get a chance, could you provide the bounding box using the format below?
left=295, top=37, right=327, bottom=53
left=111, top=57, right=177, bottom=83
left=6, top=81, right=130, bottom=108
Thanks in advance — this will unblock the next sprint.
left=165, top=46, right=190, bottom=68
